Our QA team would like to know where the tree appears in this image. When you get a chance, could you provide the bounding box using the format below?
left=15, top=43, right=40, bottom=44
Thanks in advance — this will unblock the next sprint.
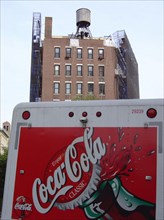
left=74, top=94, right=99, bottom=100
left=0, top=148, right=8, bottom=212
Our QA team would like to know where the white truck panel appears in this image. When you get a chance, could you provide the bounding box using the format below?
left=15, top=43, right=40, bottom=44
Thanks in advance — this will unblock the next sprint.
left=2, top=99, right=164, bottom=220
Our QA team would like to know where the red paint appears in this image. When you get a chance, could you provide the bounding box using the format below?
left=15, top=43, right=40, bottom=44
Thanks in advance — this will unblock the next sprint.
left=12, top=127, right=157, bottom=220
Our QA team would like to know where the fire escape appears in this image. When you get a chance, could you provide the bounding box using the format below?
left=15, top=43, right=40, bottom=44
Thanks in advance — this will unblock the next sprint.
left=113, top=31, right=128, bottom=99
left=30, top=12, right=42, bottom=102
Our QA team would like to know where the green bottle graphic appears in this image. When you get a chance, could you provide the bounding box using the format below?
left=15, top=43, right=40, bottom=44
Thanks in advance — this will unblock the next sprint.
left=80, top=177, right=154, bottom=220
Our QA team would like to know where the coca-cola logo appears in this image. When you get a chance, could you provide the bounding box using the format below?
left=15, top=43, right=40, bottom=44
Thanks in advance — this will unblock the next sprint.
left=14, top=196, right=32, bottom=218
left=32, top=127, right=106, bottom=214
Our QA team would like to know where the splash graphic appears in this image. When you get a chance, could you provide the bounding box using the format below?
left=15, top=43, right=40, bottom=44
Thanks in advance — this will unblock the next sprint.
left=81, top=127, right=156, bottom=220
left=12, top=127, right=157, bottom=220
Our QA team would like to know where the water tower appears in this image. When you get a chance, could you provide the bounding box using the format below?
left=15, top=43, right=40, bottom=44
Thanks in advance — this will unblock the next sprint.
left=75, top=8, right=92, bottom=39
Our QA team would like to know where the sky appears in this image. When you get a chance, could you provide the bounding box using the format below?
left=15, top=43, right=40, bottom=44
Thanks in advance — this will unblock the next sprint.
left=0, top=0, right=163, bottom=125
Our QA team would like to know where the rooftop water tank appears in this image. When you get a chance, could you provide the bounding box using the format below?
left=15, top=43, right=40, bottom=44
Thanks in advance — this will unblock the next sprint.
left=76, top=8, right=91, bottom=27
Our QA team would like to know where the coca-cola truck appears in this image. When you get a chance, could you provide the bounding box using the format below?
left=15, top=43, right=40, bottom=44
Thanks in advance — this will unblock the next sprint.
left=2, top=99, right=164, bottom=220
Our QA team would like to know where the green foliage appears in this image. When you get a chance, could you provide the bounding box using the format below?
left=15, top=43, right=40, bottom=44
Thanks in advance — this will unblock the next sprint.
left=0, top=148, right=8, bottom=162
left=74, top=94, right=99, bottom=100
left=0, top=148, right=8, bottom=212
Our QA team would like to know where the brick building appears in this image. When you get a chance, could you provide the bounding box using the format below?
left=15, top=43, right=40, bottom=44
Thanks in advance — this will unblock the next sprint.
left=30, top=9, right=139, bottom=102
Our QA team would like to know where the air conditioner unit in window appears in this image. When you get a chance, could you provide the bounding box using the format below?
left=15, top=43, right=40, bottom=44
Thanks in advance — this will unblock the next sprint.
left=115, top=69, right=119, bottom=76
left=98, top=54, right=104, bottom=60
left=65, top=54, right=71, bottom=59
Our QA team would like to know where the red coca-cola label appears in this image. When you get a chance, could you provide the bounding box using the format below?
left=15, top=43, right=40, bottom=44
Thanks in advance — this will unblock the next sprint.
left=12, top=127, right=157, bottom=220
left=32, top=128, right=104, bottom=213
left=14, top=196, right=32, bottom=218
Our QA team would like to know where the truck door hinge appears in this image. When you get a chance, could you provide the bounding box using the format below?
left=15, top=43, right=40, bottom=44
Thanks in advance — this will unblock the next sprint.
left=80, top=117, right=88, bottom=128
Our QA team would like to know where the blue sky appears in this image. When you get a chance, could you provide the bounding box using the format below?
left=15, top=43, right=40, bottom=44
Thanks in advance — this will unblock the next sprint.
left=1, top=0, right=163, bottom=124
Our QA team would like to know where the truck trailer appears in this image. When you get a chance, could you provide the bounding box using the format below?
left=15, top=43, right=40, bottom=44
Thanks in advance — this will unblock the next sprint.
left=2, top=99, right=164, bottom=220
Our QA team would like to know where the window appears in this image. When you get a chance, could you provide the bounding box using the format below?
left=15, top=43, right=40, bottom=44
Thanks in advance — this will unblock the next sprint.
left=54, top=65, right=60, bottom=75
left=88, top=83, right=94, bottom=93
left=99, top=66, right=105, bottom=77
left=88, top=65, right=94, bottom=76
left=65, top=65, right=71, bottom=76
left=54, top=82, right=60, bottom=94
left=77, top=65, right=83, bottom=76
left=88, top=48, right=93, bottom=59
left=54, top=47, right=60, bottom=58
left=65, top=83, right=71, bottom=94
left=98, top=49, right=104, bottom=59
left=99, top=83, right=105, bottom=95
left=77, top=48, right=82, bottom=59
left=65, top=48, right=71, bottom=58
left=77, top=83, right=83, bottom=94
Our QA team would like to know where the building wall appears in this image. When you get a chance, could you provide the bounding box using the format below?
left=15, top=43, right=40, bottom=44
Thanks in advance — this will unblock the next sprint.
left=0, top=122, right=10, bottom=154
left=0, top=130, right=9, bottom=155
left=42, top=37, right=118, bottom=101
left=123, top=33, right=139, bottom=98
left=2, top=121, right=10, bottom=135
left=37, top=17, right=140, bottom=102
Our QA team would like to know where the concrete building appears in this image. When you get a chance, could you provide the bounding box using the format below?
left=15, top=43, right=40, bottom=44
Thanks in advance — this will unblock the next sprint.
left=30, top=9, right=139, bottom=102
left=0, top=122, right=10, bottom=155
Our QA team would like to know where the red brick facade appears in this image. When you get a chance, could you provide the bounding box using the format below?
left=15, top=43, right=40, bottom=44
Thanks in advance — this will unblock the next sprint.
left=42, top=36, right=118, bottom=101
left=41, top=17, right=139, bottom=101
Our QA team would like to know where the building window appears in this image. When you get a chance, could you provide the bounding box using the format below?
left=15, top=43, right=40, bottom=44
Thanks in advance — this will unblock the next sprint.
left=88, top=65, right=94, bottom=76
left=98, top=49, right=104, bottom=59
left=54, top=47, right=60, bottom=58
left=65, top=83, right=71, bottom=94
left=88, top=83, right=94, bottom=94
left=54, top=65, right=60, bottom=75
left=99, top=83, right=105, bottom=95
left=88, top=48, right=93, bottom=59
left=54, top=82, right=60, bottom=94
left=77, top=65, right=83, bottom=76
left=65, top=48, right=71, bottom=58
left=77, top=48, right=82, bottom=59
left=65, top=65, right=71, bottom=76
left=99, top=66, right=105, bottom=77
left=77, top=83, right=83, bottom=94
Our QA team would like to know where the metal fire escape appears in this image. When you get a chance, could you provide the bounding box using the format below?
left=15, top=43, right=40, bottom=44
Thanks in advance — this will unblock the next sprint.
left=112, top=31, right=128, bottom=99
left=30, top=12, right=42, bottom=102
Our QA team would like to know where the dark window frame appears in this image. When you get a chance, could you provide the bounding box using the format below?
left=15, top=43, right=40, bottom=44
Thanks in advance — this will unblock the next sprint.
left=54, top=47, right=60, bottom=58
left=88, top=48, right=93, bottom=59
left=65, top=83, right=71, bottom=94
left=54, top=82, right=60, bottom=94
left=65, top=65, right=71, bottom=76
left=77, top=48, right=82, bottom=59
left=54, top=64, right=60, bottom=76
left=99, top=66, right=105, bottom=77
left=77, top=83, right=83, bottom=94
left=88, top=65, right=94, bottom=76
left=65, top=48, right=71, bottom=58
left=99, top=83, right=105, bottom=95
left=98, top=49, right=104, bottom=59
left=88, top=83, right=94, bottom=93
left=77, top=65, right=83, bottom=76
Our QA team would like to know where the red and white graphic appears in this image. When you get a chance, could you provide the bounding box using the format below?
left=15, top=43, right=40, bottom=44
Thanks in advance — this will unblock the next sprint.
left=11, top=126, right=157, bottom=220
left=14, top=196, right=32, bottom=218
left=32, top=127, right=104, bottom=213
